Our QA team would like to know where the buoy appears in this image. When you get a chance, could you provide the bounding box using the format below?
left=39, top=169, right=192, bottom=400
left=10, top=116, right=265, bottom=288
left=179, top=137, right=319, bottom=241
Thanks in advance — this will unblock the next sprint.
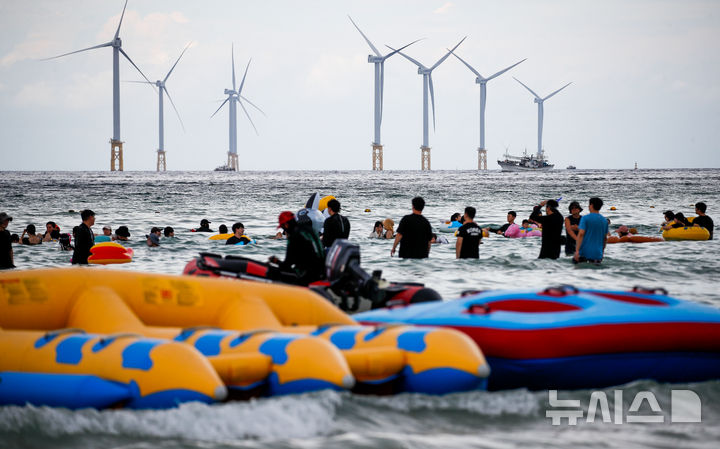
left=650, top=206, right=655, bottom=208
left=610, top=207, right=617, bottom=211
left=364, top=209, right=371, bottom=213
left=69, top=209, right=75, bottom=213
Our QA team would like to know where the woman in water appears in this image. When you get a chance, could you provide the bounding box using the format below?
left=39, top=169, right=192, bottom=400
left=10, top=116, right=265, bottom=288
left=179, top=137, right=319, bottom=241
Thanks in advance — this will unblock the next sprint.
left=564, top=201, right=582, bottom=256
left=382, top=218, right=395, bottom=239
left=369, top=221, right=384, bottom=238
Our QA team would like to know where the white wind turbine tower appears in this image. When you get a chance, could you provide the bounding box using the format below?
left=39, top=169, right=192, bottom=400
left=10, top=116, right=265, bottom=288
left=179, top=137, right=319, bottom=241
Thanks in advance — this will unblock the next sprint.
left=43, top=0, right=153, bottom=171
left=211, top=45, right=265, bottom=171
left=390, top=37, right=466, bottom=170
left=514, top=78, right=572, bottom=161
left=450, top=52, right=526, bottom=170
left=128, top=43, right=190, bottom=171
left=348, top=16, right=420, bottom=171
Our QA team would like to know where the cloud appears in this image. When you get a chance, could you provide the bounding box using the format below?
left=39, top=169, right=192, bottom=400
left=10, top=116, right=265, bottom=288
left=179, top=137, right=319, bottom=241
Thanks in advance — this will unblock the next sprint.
left=0, top=34, right=62, bottom=67
left=434, top=2, right=454, bottom=14
left=13, top=71, right=109, bottom=110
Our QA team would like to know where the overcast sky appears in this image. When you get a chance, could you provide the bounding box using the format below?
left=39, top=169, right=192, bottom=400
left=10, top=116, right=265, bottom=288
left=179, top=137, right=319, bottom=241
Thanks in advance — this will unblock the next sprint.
left=1, top=0, right=719, bottom=171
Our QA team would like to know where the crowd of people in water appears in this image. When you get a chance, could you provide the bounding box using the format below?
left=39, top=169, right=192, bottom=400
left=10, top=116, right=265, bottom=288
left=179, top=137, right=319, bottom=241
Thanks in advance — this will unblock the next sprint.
left=0, top=199, right=714, bottom=281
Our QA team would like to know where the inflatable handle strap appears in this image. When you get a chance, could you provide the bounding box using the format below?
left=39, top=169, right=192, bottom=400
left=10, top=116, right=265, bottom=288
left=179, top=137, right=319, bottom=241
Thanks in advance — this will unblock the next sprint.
left=42, top=328, right=86, bottom=340
left=540, top=285, right=579, bottom=296
left=631, top=286, right=668, bottom=296
left=467, top=303, right=491, bottom=314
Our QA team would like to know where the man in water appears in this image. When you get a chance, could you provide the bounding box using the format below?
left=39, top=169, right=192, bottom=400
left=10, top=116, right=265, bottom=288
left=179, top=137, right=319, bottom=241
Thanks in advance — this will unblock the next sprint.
left=487, top=211, right=517, bottom=236
left=195, top=219, right=213, bottom=232
left=226, top=222, right=252, bottom=245
left=163, top=226, right=175, bottom=238
left=456, top=206, right=482, bottom=259
left=322, top=199, right=350, bottom=249
left=147, top=227, right=161, bottom=247
left=693, top=202, right=714, bottom=240
left=0, top=212, right=15, bottom=269
left=530, top=200, right=564, bottom=259
left=391, top=197, right=433, bottom=259
left=574, top=197, right=608, bottom=264
left=269, top=211, right=325, bottom=285
left=72, top=209, right=95, bottom=264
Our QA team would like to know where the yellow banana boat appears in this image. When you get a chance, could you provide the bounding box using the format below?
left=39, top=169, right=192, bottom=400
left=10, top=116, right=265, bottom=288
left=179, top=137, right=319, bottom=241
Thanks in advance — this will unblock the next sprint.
left=0, top=268, right=489, bottom=397
left=0, top=326, right=226, bottom=409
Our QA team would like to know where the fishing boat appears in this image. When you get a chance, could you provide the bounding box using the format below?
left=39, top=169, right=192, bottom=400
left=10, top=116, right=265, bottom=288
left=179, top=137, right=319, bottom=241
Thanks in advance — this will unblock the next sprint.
left=497, top=149, right=554, bottom=171
left=566, top=165, right=576, bottom=170
left=214, top=164, right=234, bottom=172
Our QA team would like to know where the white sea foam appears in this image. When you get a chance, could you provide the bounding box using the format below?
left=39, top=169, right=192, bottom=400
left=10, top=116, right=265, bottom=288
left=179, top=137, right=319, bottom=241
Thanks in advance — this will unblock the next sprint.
left=0, top=391, right=343, bottom=442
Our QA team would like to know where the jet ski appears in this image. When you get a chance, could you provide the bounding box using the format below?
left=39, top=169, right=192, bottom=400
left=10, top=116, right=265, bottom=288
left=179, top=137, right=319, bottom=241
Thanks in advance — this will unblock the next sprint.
left=183, top=240, right=442, bottom=313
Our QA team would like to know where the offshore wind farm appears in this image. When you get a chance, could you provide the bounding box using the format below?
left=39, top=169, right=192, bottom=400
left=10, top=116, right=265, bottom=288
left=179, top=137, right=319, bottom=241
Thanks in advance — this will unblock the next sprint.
left=2, top=1, right=717, bottom=171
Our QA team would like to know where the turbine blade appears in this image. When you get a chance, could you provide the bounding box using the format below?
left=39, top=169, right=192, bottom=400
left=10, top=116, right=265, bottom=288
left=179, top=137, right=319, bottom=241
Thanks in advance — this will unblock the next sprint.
left=348, top=15, right=381, bottom=57
left=164, top=86, right=185, bottom=132
left=386, top=45, right=425, bottom=69
left=382, top=38, right=423, bottom=60
left=543, top=82, right=572, bottom=101
left=513, top=77, right=541, bottom=99
left=450, top=50, right=482, bottom=78
left=115, top=0, right=129, bottom=40
left=238, top=99, right=259, bottom=136
left=429, top=73, right=436, bottom=131
left=231, top=43, right=236, bottom=91
left=124, top=80, right=154, bottom=84
left=41, top=41, right=112, bottom=61
left=239, top=95, right=266, bottom=117
left=237, top=58, right=251, bottom=95
left=486, top=58, right=526, bottom=81
left=164, top=42, right=191, bottom=83
left=120, top=48, right=155, bottom=88
left=430, top=36, right=466, bottom=71
left=211, top=97, right=230, bottom=118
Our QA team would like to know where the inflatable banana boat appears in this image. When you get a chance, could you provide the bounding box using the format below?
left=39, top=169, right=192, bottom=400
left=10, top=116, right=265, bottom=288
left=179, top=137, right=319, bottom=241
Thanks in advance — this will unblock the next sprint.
left=0, top=327, right=225, bottom=409
left=0, top=268, right=488, bottom=403
left=356, top=285, right=720, bottom=391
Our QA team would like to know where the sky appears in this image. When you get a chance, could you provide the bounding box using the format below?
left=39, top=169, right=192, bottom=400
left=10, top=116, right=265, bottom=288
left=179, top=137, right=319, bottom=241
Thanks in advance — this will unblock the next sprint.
left=0, top=0, right=719, bottom=171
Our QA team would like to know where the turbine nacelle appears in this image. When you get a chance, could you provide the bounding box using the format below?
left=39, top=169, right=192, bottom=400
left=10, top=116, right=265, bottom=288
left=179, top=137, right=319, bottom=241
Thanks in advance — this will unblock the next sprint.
left=476, top=77, right=487, bottom=85
left=534, top=98, right=541, bottom=104
left=368, top=55, right=383, bottom=63
left=224, top=88, right=235, bottom=96
left=112, top=37, right=122, bottom=48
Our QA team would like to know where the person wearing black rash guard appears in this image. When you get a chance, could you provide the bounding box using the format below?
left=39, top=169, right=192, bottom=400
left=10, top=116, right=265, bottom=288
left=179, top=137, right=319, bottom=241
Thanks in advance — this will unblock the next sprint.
left=226, top=222, right=252, bottom=245
left=322, top=199, right=350, bottom=249
left=268, top=211, right=325, bottom=285
left=488, top=211, right=516, bottom=235
left=565, top=201, right=583, bottom=256
left=530, top=199, right=564, bottom=259
left=72, top=209, right=95, bottom=265
left=693, top=202, right=714, bottom=240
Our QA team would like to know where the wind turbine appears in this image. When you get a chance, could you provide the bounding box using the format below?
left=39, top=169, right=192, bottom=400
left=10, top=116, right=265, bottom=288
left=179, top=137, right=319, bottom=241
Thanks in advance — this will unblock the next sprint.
left=514, top=78, right=572, bottom=160
left=128, top=43, right=190, bottom=171
left=389, top=37, right=466, bottom=170
left=43, top=0, right=153, bottom=171
left=211, top=44, right=265, bottom=171
left=348, top=16, right=420, bottom=171
left=450, top=52, right=526, bottom=170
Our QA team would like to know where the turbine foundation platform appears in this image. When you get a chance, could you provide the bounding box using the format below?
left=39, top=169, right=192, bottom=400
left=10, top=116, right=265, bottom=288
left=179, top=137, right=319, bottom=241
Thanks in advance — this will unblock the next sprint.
left=477, top=148, right=487, bottom=170
left=372, top=144, right=383, bottom=171
left=421, top=146, right=431, bottom=171
left=157, top=150, right=166, bottom=172
left=110, top=140, right=123, bottom=172
left=227, top=152, right=238, bottom=171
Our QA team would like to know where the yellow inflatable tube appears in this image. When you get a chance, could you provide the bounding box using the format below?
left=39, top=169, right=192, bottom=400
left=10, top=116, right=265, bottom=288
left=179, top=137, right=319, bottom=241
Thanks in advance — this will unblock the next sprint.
left=0, top=327, right=225, bottom=409
left=0, top=268, right=488, bottom=394
left=209, top=233, right=233, bottom=241
left=662, top=226, right=710, bottom=241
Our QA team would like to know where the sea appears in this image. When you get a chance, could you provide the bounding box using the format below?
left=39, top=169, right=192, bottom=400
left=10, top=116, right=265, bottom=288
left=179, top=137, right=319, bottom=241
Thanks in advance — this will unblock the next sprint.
left=1, top=168, right=719, bottom=449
